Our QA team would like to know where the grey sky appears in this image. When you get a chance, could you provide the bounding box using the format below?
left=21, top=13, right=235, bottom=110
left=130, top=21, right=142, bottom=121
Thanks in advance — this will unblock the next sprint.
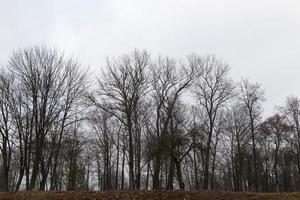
left=1, top=0, right=299, bottom=116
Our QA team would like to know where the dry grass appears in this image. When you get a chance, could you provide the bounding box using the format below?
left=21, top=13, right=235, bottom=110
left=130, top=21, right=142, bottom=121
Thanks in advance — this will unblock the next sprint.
left=0, top=190, right=300, bottom=200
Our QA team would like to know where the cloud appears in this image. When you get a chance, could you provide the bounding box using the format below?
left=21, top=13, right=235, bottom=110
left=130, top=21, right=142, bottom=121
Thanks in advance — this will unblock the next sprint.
left=0, top=0, right=299, bottom=116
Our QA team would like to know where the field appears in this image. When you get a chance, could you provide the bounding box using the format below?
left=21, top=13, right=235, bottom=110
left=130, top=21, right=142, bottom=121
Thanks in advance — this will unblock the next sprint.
left=0, top=190, right=300, bottom=200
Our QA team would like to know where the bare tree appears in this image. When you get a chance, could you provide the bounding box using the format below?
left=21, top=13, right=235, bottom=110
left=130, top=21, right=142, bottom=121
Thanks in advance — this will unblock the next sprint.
left=87, top=50, right=149, bottom=189
left=260, top=114, right=291, bottom=192
left=239, top=79, right=265, bottom=192
left=0, top=70, right=14, bottom=191
left=193, top=55, right=234, bottom=190
left=149, top=55, right=200, bottom=189
left=224, top=103, right=250, bottom=191
left=89, top=109, right=115, bottom=190
left=3, top=46, right=300, bottom=193
left=49, top=59, right=87, bottom=191
left=8, top=46, right=87, bottom=190
left=63, top=120, right=86, bottom=191
left=280, top=96, right=300, bottom=179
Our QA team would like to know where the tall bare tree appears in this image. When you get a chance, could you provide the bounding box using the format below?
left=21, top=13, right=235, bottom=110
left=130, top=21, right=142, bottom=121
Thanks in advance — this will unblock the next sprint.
left=260, top=114, right=291, bottom=192
left=239, top=79, right=265, bottom=192
left=193, top=55, right=234, bottom=190
left=0, top=70, right=14, bottom=191
left=8, top=46, right=87, bottom=190
left=87, top=50, right=149, bottom=189
left=149, top=55, right=200, bottom=189
left=224, top=103, right=250, bottom=191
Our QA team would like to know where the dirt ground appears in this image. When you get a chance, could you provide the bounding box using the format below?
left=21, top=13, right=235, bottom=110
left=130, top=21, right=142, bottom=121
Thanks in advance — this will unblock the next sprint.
left=0, top=190, right=299, bottom=200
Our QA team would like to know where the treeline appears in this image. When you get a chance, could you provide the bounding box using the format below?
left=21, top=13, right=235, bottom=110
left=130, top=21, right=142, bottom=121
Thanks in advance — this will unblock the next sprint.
left=0, top=46, right=299, bottom=192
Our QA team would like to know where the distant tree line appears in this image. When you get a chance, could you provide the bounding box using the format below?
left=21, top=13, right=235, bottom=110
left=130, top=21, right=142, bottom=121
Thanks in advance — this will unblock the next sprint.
left=0, top=46, right=299, bottom=192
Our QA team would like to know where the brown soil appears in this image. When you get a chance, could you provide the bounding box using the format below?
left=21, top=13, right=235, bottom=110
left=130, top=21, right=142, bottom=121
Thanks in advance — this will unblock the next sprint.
left=0, top=190, right=299, bottom=200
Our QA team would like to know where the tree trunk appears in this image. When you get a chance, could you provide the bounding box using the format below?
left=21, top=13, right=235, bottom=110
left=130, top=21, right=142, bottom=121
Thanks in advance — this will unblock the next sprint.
left=166, top=156, right=175, bottom=190
left=203, top=131, right=212, bottom=190
left=127, top=117, right=135, bottom=189
left=115, top=130, right=120, bottom=190
left=175, top=159, right=185, bottom=190
left=121, top=145, right=125, bottom=190
left=193, top=147, right=199, bottom=190
left=274, top=145, right=280, bottom=192
left=152, top=155, right=161, bottom=189
left=250, top=115, right=259, bottom=192
left=145, top=160, right=150, bottom=189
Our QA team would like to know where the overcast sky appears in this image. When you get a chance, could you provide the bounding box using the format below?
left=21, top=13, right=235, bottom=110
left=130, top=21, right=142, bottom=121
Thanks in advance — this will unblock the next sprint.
left=1, top=0, right=299, bottom=116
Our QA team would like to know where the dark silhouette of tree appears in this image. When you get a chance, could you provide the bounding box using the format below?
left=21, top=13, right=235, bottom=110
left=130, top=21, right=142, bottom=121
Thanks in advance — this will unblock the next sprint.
left=1, top=46, right=300, bottom=192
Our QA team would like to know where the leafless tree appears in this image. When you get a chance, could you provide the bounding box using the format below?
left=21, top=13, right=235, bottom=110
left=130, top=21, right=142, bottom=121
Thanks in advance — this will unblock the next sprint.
left=238, top=79, right=265, bottom=192
left=8, top=46, right=87, bottom=190
left=193, top=55, right=234, bottom=190
left=0, top=70, right=14, bottom=191
left=87, top=50, right=149, bottom=189
left=149, top=55, right=200, bottom=189
left=223, top=103, right=250, bottom=191
left=259, top=114, right=291, bottom=192
left=2, top=46, right=300, bottom=193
